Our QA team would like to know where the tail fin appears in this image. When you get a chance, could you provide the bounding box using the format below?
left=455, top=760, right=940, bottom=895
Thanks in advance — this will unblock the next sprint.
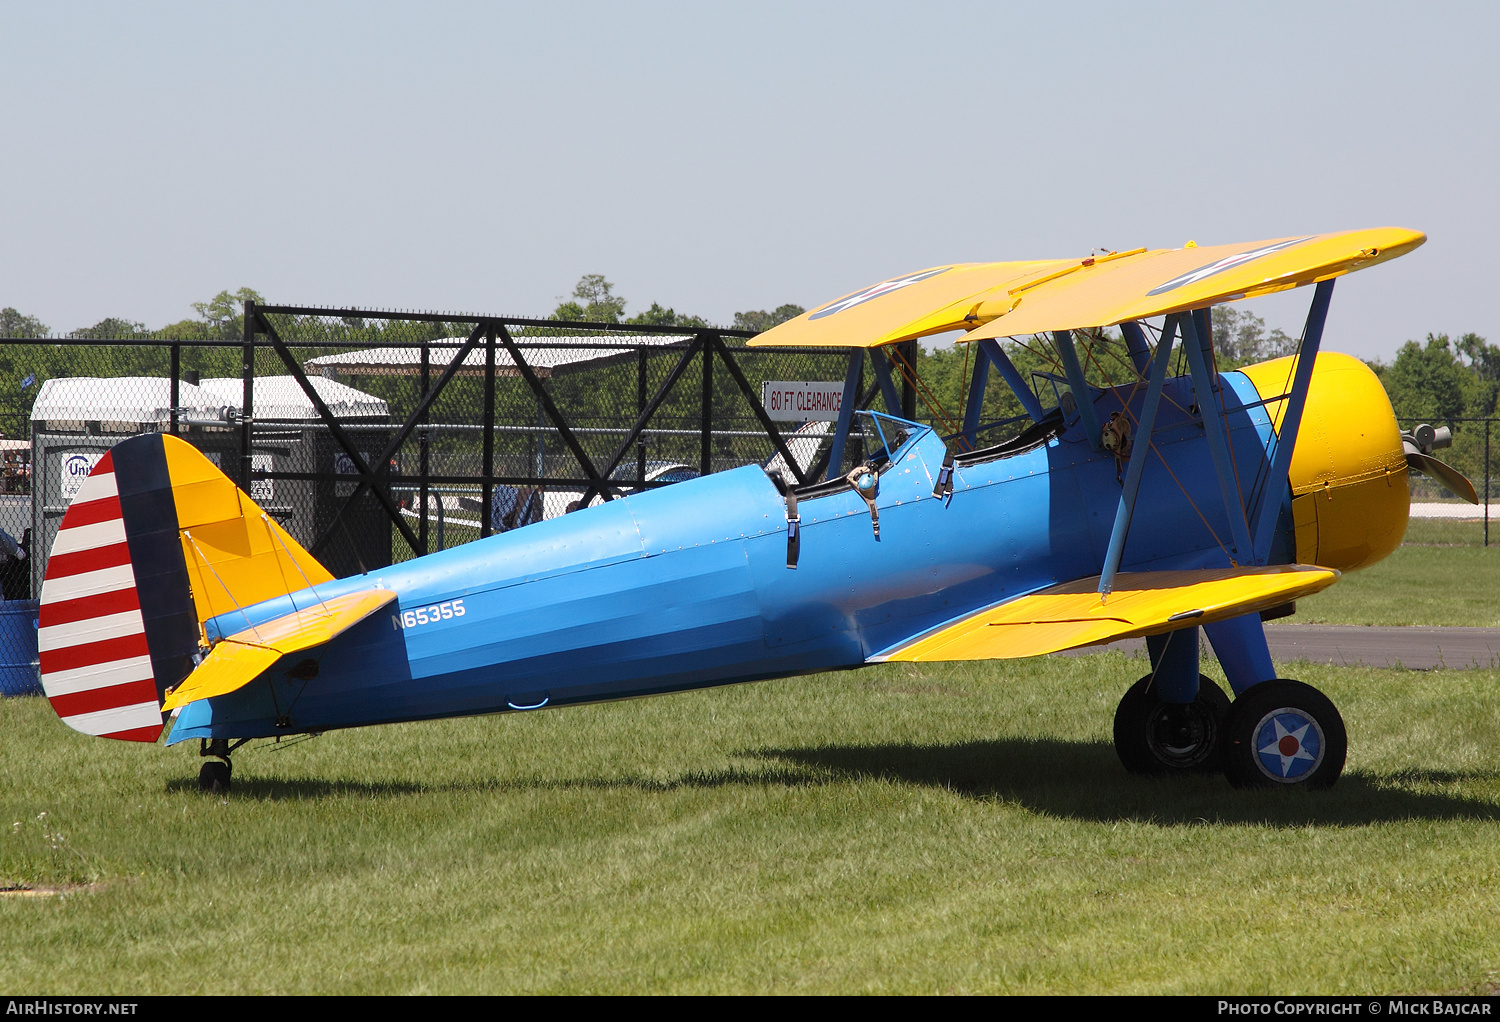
left=38, top=433, right=333, bottom=742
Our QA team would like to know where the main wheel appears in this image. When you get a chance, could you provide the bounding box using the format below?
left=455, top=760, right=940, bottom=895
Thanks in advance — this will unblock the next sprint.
left=198, top=760, right=232, bottom=794
left=1113, top=673, right=1231, bottom=774
left=1222, top=680, right=1346, bottom=790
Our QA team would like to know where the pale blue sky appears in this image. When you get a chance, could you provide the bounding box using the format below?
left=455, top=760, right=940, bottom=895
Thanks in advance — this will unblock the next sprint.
left=2, top=1, right=1495, bottom=359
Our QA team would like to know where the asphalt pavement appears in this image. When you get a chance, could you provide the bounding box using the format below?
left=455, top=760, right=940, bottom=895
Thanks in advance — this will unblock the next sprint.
left=1056, top=623, right=1500, bottom=670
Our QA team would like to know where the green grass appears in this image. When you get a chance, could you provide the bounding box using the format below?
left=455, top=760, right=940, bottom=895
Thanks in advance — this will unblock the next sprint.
left=1402, top=518, right=1494, bottom=548
left=4, top=655, right=1500, bottom=994
left=1288, top=544, right=1500, bottom=627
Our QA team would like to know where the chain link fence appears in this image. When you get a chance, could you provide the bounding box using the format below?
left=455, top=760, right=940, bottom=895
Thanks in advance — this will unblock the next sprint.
left=3, top=306, right=1488, bottom=695
left=240, top=305, right=903, bottom=570
left=0, top=306, right=926, bottom=692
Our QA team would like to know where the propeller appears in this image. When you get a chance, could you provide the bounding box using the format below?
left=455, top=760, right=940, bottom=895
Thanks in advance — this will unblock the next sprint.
left=1402, top=424, right=1479, bottom=504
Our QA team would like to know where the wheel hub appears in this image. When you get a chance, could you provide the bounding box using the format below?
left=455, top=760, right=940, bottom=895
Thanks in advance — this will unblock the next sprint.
left=1147, top=703, right=1218, bottom=768
left=1251, top=708, right=1325, bottom=782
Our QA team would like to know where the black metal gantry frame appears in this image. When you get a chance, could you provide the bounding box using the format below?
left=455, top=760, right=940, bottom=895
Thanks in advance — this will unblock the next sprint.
left=240, top=301, right=823, bottom=562
left=6, top=320, right=1498, bottom=568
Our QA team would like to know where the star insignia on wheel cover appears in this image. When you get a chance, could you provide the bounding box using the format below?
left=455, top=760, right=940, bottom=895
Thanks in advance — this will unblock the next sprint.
left=1258, top=715, right=1319, bottom=778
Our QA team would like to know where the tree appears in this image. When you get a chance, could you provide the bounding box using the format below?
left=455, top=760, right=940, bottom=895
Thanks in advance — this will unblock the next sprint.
left=547, top=274, right=807, bottom=333
left=69, top=317, right=147, bottom=339
left=0, top=308, right=50, bottom=339
left=627, top=302, right=709, bottom=329
left=733, top=305, right=805, bottom=334
left=158, top=318, right=215, bottom=341
left=1383, top=334, right=1469, bottom=422
left=191, top=287, right=266, bottom=340
left=1454, top=332, right=1500, bottom=418
left=551, top=275, right=628, bottom=324
left=1210, top=305, right=1297, bottom=366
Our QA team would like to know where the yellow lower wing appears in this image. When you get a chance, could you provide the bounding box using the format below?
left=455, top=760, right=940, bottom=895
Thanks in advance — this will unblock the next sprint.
left=162, top=589, right=397, bottom=711
left=873, top=566, right=1338, bottom=663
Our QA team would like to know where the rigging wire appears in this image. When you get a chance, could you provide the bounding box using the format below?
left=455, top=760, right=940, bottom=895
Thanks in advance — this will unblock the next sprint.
left=1087, top=318, right=1234, bottom=565
left=261, top=514, right=331, bottom=617
left=182, top=530, right=264, bottom=643
left=1148, top=441, right=1237, bottom=565
left=1205, top=323, right=1253, bottom=550
left=955, top=339, right=974, bottom=451
left=887, top=344, right=962, bottom=436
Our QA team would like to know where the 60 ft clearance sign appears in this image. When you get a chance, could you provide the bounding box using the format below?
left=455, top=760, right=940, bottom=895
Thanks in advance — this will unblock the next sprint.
left=760, top=381, right=844, bottom=422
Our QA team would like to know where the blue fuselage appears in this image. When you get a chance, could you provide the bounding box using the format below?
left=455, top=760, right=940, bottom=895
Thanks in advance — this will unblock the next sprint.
left=169, top=371, right=1283, bottom=743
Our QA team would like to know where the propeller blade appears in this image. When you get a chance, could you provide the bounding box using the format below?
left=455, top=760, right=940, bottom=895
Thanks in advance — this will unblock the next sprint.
left=1405, top=450, right=1479, bottom=504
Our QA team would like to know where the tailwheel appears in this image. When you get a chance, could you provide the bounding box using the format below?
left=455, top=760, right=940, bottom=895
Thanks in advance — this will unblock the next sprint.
left=1113, top=673, right=1231, bottom=775
left=196, top=737, right=246, bottom=794
left=198, top=760, right=231, bottom=794
left=1222, top=680, right=1347, bottom=790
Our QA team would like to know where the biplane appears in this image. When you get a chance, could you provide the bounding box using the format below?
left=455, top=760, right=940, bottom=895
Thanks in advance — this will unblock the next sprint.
left=37, top=226, right=1471, bottom=792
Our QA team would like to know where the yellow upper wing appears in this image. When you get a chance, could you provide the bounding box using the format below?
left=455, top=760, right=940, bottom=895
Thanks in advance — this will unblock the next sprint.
left=967, top=227, right=1424, bottom=339
left=744, top=260, right=1069, bottom=348
left=872, top=565, right=1339, bottom=662
left=750, top=228, right=1423, bottom=349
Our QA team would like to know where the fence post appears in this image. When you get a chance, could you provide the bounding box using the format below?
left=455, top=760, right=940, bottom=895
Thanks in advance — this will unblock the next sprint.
left=700, top=332, right=713, bottom=476
left=1486, top=419, right=1491, bottom=548
left=481, top=322, right=495, bottom=539
left=169, top=342, right=180, bottom=436
left=419, top=338, right=430, bottom=556
left=637, top=347, right=648, bottom=486
left=240, top=302, right=255, bottom=492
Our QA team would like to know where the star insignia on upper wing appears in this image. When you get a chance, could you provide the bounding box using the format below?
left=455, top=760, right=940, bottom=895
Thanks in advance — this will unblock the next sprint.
left=1145, top=238, right=1311, bottom=297
left=809, top=268, right=951, bottom=320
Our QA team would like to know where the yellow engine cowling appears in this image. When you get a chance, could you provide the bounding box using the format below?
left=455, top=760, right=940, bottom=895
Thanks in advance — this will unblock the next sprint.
left=1237, top=352, right=1409, bottom=573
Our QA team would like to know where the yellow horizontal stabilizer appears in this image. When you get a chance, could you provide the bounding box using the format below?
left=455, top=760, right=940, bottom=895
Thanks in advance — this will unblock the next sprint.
left=965, top=227, right=1424, bottom=340
left=874, top=566, right=1339, bottom=663
left=162, top=642, right=283, bottom=711
left=162, top=589, right=397, bottom=711
left=745, top=260, right=1069, bottom=349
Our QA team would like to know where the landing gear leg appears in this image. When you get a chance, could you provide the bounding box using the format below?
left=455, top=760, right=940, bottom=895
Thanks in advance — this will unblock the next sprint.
left=1114, top=628, right=1231, bottom=774
left=198, top=738, right=247, bottom=794
left=1114, top=673, right=1231, bottom=773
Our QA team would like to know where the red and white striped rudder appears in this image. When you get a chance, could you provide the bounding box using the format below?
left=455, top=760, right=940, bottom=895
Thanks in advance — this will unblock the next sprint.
left=38, top=451, right=163, bottom=742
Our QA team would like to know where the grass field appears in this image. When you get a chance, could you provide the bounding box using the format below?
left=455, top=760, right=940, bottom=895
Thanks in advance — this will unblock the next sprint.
left=1403, top=518, right=1494, bottom=548
left=4, top=652, right=1499, bottom=995
left=1288, top=544, right=1500, bottom=627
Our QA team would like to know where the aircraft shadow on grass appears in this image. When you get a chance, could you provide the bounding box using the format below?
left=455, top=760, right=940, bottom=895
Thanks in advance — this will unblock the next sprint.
left=161, top=765, right=818, bottom=801
left=166, top=737, right=1500, bottom=827
left=753, top=739, right=1500, bottom=827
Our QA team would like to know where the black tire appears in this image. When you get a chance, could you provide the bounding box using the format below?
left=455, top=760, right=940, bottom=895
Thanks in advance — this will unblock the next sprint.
left=1113, top=673, right=1232, bottom=774
left=1222, top=680, right=1347, bottom=790
left=198, top=760, right=232, bottom=794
